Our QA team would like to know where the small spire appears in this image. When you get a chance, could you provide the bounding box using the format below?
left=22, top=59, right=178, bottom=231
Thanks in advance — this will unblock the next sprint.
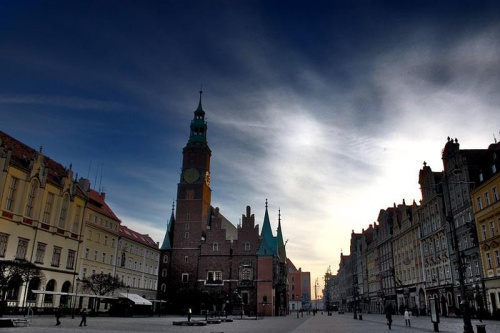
left=172, top=199, right=175, bottom=213
left=265, top=199, right=268, bottom=209
left=196, top=88, right=204, bottom=112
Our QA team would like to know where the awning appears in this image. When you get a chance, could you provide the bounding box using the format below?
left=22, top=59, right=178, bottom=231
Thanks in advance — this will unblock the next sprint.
left=32, top=290, right=117, bottom=299
left=119, top=293, right=152, bottom=306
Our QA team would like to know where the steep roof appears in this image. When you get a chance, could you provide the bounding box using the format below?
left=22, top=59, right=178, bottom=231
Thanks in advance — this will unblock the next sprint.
left=87, top=189, right=121, bottom=222
left=160, top=206, right=175, bottom=250
left=257, top=205, right=277, bottom=256
left=120, top=225, right=159, bottom=249
left=0, top=130, right=70, bottom=187
left=276, top=212, right=287, bottom=263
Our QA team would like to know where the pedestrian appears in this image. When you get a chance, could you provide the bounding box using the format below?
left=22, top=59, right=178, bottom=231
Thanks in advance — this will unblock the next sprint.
left=187, top=308, right=192, bottom=322
left=79, top=308, right=88, bottom=327
left=55, top=306, right=62, bottom=326
left=404, top=308, right=411, bottom=327
left=386, top=310, right=392, bottom=330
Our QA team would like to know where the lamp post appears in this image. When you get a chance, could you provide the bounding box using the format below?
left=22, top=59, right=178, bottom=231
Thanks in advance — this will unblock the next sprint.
left=71, top=278, right=81, bottom=319
left=443, top=172, right=473, bottom=333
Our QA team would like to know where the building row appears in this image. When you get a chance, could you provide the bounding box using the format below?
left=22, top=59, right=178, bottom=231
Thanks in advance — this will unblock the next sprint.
left=325, top=137, right=500, bottom=319
left=0, top=130, right=160, bottom=314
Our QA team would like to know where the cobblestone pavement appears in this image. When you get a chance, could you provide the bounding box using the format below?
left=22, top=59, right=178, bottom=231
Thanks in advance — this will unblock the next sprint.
left=0, top=312, right=499, bottom=332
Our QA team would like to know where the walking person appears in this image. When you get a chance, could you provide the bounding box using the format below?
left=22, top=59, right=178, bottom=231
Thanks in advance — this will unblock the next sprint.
left=187, top=308, right=192, bottom=322
left=386, top=310, right=393, bottom=330
left=404, top=308, right=411, bottom=327
left=79, top=308, right=88, bottom=327
left=55, top=306, right=62, bottom=326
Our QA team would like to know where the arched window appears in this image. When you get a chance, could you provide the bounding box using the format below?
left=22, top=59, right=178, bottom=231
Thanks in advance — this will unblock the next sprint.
left=163, top=255, right=169, bottom=263
left=58, top=194, right=70, bottom=229
left=44, top=279, right=56, bottom=303
left=60, top=281, right=71, bottom=306
left=244, top=242, right=250, bottom=251
left=213, top=242, right=219, bottom=251
left=162, top=268, right=167, bottom=277
left=161, top=283, right=166, bottom=292
left=25, top=179, right=39, bottom=218
left=26, top=277, right=40, bottom=302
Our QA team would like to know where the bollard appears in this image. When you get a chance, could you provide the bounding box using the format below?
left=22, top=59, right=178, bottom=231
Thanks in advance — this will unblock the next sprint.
left=476, top=324, right=486, bottom=333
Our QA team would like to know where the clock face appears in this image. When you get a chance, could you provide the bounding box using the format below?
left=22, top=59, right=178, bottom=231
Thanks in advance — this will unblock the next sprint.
left=183, top=168, right=199, bottom=183
left=205, top=171, right=210, bottom=186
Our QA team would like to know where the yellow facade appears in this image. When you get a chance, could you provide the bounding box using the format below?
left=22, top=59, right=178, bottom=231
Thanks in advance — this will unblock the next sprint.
left=0, top=138, right=85, bottom=310
left=473, top=171, right=500, bottom=314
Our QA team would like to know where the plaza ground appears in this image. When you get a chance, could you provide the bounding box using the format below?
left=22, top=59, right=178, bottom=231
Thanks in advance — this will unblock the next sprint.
left=1, top=312, right=500, bottom=333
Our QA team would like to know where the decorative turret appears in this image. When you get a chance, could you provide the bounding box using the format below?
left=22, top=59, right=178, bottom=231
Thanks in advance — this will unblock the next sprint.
left=160, top=201, right=175, bottom=250
left=276, top=208, right=287, bottom=263
left=257, top=199, right=277, bottom=256
left=188, top=90, right=208, bottom=144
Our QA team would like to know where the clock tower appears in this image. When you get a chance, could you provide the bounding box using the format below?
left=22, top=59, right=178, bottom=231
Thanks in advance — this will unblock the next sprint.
left=171, top=91, right=212, bottom=290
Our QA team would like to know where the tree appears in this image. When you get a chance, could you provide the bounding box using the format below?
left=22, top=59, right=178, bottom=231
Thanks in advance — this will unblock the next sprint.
left=0, top=259, right=44, bottom=315
left=81, top=273, right=122, bottom=296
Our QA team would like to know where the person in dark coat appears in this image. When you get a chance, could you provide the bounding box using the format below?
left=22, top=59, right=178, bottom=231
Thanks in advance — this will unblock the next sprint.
left=79, top=308, right=88, bottom=326
left=55, top=306, right=62, bottom=326
left=386, top=310, right=393, bottom=330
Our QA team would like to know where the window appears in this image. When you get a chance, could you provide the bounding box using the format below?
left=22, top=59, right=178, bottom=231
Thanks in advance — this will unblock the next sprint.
left=83, top=268, right=87, bottom=279
left=487, top=252, right=492, bottom=269
left=182, top=273, right=189, bottom=283
left=0, top=233, right=8, bottom=257
left=493, top=187, right=499, bottom=202
left=43, top=193, right=54, bottom=223
left=5, top=177, right=18, bottom=211
left=206, top=271, right=223, bottom=284
left=35, top=242, right=46, bottom=263
left=102, top=253, right=106, bottom=263
left=110, top=254, right=114, bottom=265
left=495, top=250, right=500, bottom=268
left=163, top=255, right=169, bottom=263
left=25, top=180, right=38, bottom=217
left=72, top=205, right=82, bottom=233
left=485, top=193, right=491, bottom=207
left=244, top=242, right=250, bottom=251
left=94, top=250, right=98, bottom=261
left=241, top=291, right=249, bottom=304
left=51, top=246, right=62, bottom=267
left=16, top=238, right=29, bottom=260
left=85, top=248, right=89, bottom=259
left=58, top=195, right=69, bottom=229
left=67, top=249, right=76, bottom=269
left=212, top=242, right=219, bottom=251
left=482, top=225, right=488, bottom=240
left=162, top=268, right=167, bottom=277
left=161, top=283, right=166, bottom=292
left=491, top=221, right=496, bottom=237
left=184, top=256, right=188, bottom=263
left=477, top=197, right=483, bottom=210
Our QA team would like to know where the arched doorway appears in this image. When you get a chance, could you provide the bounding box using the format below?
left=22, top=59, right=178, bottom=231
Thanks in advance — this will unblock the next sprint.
left=60, top=281, right=71, bottom=307
left=6, top=274, right=22, bottom=302
left=440, top=295, right=448, bottom=317
left=418, top=289, right=425, bottom=314
left=44, top=279, right=56, bottom=304
left=26, top=277, right=40, bottom=303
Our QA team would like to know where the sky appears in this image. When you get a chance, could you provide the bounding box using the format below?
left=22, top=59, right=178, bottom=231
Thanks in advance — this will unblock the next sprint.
left=1, top=0, right=500, bottom=294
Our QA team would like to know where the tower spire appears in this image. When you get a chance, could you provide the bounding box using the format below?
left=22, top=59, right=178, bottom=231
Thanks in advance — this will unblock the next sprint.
left=188, top=90, right=208, bottom=143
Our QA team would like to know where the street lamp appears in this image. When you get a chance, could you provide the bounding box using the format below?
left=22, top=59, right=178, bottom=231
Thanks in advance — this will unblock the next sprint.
left=442, top=171, right=473, bottom=333
left=71, top=278, right=81, bottom=319
left=234, top=290, right=243, bottom=319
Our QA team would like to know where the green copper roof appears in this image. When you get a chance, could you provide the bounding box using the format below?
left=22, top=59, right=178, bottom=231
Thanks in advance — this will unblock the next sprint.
left=257, top=204, right=277, bottom=256
left=160, top=204, right=175, bottom=250
left=188, top=91, right=208, bottom=144
left=276, top=211, right=286, bottom=263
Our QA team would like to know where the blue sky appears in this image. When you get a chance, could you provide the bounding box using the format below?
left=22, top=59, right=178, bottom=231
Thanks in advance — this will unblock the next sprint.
left=2, top=1, right=500, bottom=289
